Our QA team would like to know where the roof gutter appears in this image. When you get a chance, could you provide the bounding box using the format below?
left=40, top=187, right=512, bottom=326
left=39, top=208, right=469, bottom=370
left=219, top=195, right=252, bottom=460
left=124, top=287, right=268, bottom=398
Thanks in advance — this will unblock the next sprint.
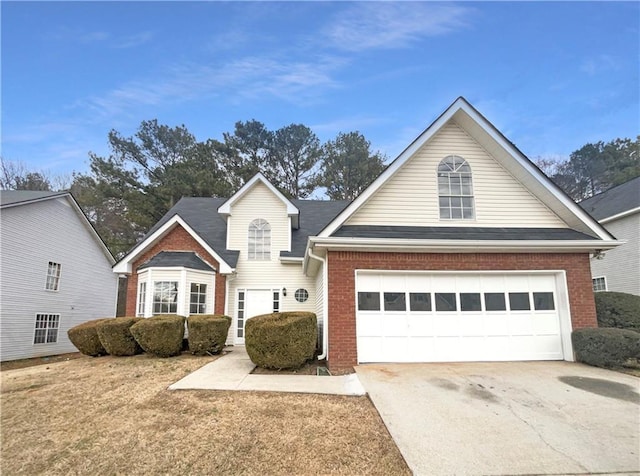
left=307, top=247, right=328, bottom=361
left=309, top=237, right=622, bottom=253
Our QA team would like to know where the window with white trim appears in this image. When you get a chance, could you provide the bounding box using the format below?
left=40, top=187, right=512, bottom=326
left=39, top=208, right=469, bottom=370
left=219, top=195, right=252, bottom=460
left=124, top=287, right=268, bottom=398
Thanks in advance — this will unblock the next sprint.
left=248, top=219, right=271, bottom=260
left=437, top=155, right=474, bottom=219
left=137, top=282, right=147, bottom=317
left=237, top=291, right=245, bottom=338
left=190, top=283, right=207, bottom=314
left=45, top=262, right=61, bottom=291
left=153, top=281, right=178, bottom=314
left=34, top=314, right=59, bottom=344
left=592, top=277, right=607, bottom=292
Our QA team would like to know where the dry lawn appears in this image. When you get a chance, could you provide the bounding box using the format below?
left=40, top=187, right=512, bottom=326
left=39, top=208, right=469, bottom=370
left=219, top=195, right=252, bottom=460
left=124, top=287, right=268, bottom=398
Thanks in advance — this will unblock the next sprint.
left=1, top=353, right=409, bottom=475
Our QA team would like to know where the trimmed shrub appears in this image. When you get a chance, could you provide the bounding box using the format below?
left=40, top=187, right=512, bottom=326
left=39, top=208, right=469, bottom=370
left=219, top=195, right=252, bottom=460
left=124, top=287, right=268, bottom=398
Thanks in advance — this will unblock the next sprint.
left=187, top=314, right=231, bottom=355
left=572, top=327, right=640, bottom=368
left=245, top=312, right=317, bottom=370
left=67, top=318, right=113, bottom=356
left=97, top=317, right=144, bottom=356
left=130, top=315, right=185, bottom=357
left=595, top=292, right=640, bottom=331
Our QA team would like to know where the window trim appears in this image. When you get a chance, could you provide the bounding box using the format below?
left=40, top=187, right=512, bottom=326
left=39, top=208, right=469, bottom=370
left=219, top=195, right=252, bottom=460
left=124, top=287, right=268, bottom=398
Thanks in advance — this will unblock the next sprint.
left=189, top=283, right=208, bottom=315
left=33, top=313, right=60, bottom=345
left=45, top=262, right=62, bottom=291
left=592, top=276, right=607, bottom=292
left=437, top=155, right=475, bottom=220
left=152, top=281, right=179, bottom=315
left=137, top=281, right=147, bottom=317
left=248, top=218, right=271, bottom=261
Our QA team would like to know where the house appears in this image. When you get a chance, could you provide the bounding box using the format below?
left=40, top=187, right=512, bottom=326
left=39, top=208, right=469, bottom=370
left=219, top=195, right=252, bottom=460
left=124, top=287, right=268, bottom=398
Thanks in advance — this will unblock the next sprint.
left=114, top=97, right=619, bottom=371
left=579, top=177, right=640, bottom=295
left=0, top=191, right=118, bottom=361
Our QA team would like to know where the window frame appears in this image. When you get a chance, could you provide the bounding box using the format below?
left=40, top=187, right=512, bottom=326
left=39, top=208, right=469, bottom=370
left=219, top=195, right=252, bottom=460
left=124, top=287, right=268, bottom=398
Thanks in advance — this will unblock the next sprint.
left=189, top=283, right=207, bottom=315
left=137, top=281, right=147, bottom=317
left=437, top=155, right=475, bottom=220
left=45, top=262, right=62, bottom=291
left=248, top=218, right=271, bottom=261
left=33, top=313, right=60, bottom=344
left=592, top=276, right=607, bottom=292
left=152, top=281, right=179, bottom=315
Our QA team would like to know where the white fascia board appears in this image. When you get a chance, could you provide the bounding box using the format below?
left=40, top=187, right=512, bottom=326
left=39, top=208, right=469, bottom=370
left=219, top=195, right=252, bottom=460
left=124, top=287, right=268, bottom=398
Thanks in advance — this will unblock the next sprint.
left=112, top=215, right=234, bottom=274
left=217, top=172, right=299, bottom=221
left=318, top=99, right=466, bottom=238
left=600, top=207, right=640, bottom=224
left=309, top=236, right=622, bottom=253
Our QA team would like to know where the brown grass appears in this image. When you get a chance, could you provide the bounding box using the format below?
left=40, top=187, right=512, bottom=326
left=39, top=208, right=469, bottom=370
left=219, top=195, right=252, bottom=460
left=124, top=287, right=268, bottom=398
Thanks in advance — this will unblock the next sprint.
left=1, top=353, right=409, bottom=475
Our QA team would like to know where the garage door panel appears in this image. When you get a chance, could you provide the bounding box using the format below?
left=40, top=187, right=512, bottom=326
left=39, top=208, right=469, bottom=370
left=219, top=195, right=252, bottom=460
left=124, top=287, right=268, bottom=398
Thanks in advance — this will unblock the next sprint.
left=356, top=271, right=566, bottom=363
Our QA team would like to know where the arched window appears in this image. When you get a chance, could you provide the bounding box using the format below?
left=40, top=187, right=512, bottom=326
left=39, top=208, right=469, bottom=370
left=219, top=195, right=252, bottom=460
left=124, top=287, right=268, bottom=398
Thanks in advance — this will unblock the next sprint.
left=437, top=155, right=475, bottom=219
left=248, top=219, right=271, bottom=260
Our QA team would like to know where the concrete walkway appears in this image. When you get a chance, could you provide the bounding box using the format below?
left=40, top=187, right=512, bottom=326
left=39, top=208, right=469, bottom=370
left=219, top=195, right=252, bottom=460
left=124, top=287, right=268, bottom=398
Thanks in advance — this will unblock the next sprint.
left=169, top=347, right=366, bottom=396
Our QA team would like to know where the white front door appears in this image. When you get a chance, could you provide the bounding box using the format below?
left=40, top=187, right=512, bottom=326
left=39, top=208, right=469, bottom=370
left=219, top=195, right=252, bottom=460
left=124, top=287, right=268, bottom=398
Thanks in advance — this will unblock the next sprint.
left=236, top=289, right=274, bottom=344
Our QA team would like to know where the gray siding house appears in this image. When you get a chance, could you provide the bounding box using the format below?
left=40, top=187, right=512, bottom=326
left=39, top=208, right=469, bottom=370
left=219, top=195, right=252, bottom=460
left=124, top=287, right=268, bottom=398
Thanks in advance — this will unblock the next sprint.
left=0, top=191, right=118, bottom=361
left=580, top=177, right=640, bottom=295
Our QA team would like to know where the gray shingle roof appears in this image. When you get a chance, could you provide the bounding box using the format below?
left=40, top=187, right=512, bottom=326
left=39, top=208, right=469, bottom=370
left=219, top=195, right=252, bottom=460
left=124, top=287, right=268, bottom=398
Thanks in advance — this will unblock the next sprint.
left=0, top=190, right=67, bottom=207
left=579, top=176, right=640, bottom=221
left=333, top=225, right=598, bottom=241
left=142, top=197, right=350, bottom=266
left=138, top=251, right=215, bottom=271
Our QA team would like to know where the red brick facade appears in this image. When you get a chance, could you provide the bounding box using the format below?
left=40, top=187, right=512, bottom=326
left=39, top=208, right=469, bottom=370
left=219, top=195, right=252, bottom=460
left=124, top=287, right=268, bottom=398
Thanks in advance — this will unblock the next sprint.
left=124, top=224, right=226, bottom=316
left=326, top=251, right=597, bottom=371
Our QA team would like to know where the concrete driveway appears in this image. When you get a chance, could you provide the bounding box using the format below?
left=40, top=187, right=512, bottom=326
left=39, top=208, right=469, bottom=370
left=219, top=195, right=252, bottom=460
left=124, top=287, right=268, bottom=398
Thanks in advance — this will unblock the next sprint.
left=356, top=361, right=639, bottom=476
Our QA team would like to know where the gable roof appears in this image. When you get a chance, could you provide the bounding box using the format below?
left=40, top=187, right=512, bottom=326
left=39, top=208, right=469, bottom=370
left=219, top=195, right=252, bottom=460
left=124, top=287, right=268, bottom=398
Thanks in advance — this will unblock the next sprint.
left=114, top=195, right=348, bottom=273
left=0, top=190, right=115, bottom=264
left=138, top=251, right=216, bottom=272
left=217, top=172, right=300, bottom=228
left=317, top=97, right=615, bottom=242
left=579, top=176, right=640, bottom=222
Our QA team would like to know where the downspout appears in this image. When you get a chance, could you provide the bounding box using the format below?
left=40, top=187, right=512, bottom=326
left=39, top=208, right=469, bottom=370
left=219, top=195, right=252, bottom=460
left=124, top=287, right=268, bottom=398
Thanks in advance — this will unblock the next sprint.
left=307, top=247, right=328, bottom=360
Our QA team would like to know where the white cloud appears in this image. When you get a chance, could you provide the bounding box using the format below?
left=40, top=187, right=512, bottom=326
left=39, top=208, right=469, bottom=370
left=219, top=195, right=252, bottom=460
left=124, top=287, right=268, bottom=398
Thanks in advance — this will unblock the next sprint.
left=324, top=2, right=472, bottom=52
left=580, top=55, right=620, bottom=76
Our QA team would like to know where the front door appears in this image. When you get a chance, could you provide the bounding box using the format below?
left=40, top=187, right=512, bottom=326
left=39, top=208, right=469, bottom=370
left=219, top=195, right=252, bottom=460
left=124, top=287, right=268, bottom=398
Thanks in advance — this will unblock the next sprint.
left=236, top=289, right=274, bottom=344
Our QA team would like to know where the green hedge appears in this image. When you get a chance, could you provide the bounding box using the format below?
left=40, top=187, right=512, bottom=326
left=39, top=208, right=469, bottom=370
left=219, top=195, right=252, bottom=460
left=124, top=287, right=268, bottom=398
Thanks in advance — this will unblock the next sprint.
left=67, top=318, right=112, bottom=356
left=97, top=317, right=144, bottom=356
left=572, top=327, right=640, bottom=368
left=595, top=292, right=640, bottom=331
left=245, top=312, right=317, bottom=370
left=130, top=315, right=185, bottom=357
left=187, top=314, right=230, bottom=355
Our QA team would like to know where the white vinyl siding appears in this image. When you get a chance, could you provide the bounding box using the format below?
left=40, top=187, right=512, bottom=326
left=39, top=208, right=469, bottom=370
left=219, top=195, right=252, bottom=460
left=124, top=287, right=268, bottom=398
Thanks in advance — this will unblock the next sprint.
left=590, top=213, right=640, bottom=295
left=346, top=122, right=567, bottom=228
left=224, top=181, right=317, bottom=344
left=0, top=197, right=118, bottom=362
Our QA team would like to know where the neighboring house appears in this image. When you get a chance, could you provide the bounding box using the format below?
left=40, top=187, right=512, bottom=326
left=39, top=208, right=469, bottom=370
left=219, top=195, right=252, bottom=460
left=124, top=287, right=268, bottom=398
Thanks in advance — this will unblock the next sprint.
left=580, top=177, right=640, bottom=296
left=114, top=97, right=619, bottom=371
left=0, top=191, right=118, bottom=361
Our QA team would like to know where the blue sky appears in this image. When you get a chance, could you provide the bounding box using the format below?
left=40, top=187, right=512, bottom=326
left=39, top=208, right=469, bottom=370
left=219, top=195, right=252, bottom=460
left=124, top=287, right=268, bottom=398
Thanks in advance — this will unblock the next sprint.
left=2, top=1, right=639, bottom=177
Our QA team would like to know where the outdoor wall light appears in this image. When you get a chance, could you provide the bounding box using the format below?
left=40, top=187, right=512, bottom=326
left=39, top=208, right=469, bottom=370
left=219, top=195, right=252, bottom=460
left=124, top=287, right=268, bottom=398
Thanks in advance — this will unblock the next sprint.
left=282, top=287, right=287, bottom=296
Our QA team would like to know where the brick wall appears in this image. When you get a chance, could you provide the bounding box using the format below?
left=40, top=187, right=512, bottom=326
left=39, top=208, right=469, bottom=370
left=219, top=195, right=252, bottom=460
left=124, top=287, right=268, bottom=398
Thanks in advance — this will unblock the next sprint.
left=326, top=251, right=596, bottom=371
left=124, top=224, right=226, bottom=316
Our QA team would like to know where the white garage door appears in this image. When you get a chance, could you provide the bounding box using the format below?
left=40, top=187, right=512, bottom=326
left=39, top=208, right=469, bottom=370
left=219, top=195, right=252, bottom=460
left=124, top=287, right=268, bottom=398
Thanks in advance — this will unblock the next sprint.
left=356, top=272, right=567, bottom=363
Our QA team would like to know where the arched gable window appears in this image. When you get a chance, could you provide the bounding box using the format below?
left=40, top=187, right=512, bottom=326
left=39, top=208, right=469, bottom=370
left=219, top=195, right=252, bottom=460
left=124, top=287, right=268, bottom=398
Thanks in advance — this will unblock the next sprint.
left=248, top=219, right=271, bottom=260
left=437, top=155, right=475, bottom=219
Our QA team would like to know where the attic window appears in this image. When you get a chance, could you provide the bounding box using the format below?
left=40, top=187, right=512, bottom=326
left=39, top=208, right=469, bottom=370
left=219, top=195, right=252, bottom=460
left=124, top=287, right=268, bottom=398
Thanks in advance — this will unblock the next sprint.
left=437, top=156, right=475, bottom=220
left=248, top=219, right=271, bottom=260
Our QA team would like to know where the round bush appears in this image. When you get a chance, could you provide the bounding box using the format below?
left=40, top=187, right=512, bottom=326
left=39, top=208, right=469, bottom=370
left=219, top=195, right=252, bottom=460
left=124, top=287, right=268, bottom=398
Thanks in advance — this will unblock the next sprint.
left=245, top=312, right=317, bottom=370
left=67, top=318, right=112, bottom=356
left=97, top=317, right=144, bottom=356
left=130, top=315, right=185, bottom=357
left=187, top=314, right=231, bottom=355
left=595, top=292, right=640, bottom=331
left=572, top=327, right=640, bottom=368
